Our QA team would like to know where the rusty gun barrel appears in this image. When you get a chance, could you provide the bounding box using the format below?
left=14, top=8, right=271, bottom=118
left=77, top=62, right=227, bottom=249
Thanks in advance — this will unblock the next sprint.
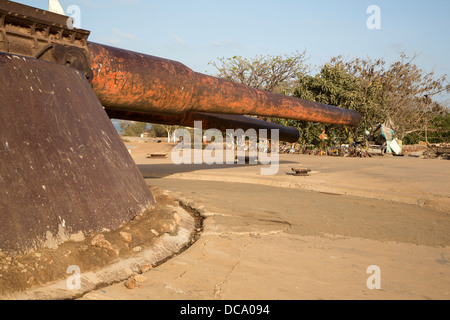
left=0, top=0, right=361, bottom=128
left=88, top=43, right=361, bottom=127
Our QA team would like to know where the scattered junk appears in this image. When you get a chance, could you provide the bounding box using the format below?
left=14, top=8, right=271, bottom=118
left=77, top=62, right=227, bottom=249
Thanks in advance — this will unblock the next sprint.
left=279, top=142, right=374, bottom=157
left=366, top=144, right=384, bottom=156
left=279, top=117, right=448, bottom=160
left=365, top=120, right=401, bottom=156
left=430, top=144, right=450, bottom=157
left=390, top=139, right=403, bottom=156
left=400, top=143, right=429, bottom=157
left=279, top=140, right=449, bottom=160
left=403, top=143, right=450, bottom=160
left=380, top=120, right=396, bottom=154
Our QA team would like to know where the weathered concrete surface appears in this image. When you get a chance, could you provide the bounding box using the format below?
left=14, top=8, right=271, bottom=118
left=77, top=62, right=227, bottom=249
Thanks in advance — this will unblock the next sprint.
left=80, top=179, right=449, bottom=300
left=1, top=187, right=197, bottom=300
left=78, top=142, right=449, bottom=300
left=132, top=143, right=450, bottom=213
left=0, top=53, right=155, bottom=255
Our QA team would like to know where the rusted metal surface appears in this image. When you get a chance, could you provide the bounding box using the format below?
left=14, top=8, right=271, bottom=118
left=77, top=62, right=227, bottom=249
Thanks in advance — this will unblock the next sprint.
left=0, top=0, right=93, bottom=80
left=0, top=52, right=155, bottom=255
left=88, top=42, right=361, bottom=127
left=106, top=109, right=300, bottom=143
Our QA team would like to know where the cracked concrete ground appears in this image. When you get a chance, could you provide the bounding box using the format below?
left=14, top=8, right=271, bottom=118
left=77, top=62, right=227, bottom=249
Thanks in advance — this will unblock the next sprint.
left=80, top=179, right=449, bottom=300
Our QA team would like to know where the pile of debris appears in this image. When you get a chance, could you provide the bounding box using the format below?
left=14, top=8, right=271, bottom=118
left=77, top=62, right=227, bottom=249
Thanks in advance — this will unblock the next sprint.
left=402, top=142, right=450, bottom=160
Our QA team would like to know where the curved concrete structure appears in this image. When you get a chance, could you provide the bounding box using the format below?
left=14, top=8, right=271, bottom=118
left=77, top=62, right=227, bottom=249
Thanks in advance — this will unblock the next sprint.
left=0, top=53, right=155, bottom=254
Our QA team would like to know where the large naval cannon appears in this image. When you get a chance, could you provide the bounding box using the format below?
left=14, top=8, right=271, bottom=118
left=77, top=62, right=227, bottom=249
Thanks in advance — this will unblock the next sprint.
left=0, top=1, right=361, bottom=255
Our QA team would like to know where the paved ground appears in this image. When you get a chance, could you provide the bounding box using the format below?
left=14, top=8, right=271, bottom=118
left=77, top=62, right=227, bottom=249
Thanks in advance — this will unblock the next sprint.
left=79, top=141, right=450, bottom=300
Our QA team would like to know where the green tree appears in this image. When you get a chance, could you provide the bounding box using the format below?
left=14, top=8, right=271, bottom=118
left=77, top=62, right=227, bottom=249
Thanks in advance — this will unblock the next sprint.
left=432, top=111, right=450, bottom=143
left=414, top=111, right=450, bottom=144
left=161, top=125, right=181, bottom=142
left=209, top=51, right=309, bottom=95
left=324, top=54, right=448, bottom=141
left=120, top=121, right=149, bottom=137
left=149, top=124, right=168, bottom=138
left=293, top=53, right=449, bottom=144
left=292, top=62, right=375, bottom=144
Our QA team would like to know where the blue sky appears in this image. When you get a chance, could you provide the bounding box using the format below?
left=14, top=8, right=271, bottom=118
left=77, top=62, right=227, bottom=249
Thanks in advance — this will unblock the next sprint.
left=17, top=0, right=450, bottom=103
